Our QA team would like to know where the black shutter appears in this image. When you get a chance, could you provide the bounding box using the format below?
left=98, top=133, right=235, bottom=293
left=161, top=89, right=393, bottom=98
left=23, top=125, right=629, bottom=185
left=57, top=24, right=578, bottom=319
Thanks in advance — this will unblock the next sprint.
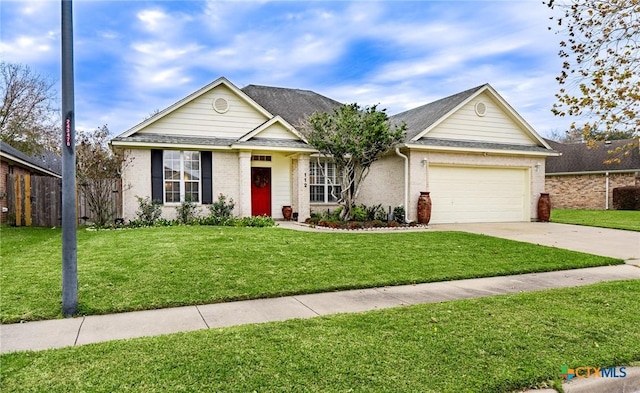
left=151, top=149, right=163, bottom=203
left=201, top=151, right=213, bottom=204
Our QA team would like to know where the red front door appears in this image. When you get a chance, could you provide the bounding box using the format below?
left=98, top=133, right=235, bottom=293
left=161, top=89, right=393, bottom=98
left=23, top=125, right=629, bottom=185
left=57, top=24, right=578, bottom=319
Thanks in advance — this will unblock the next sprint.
left=251, top=167, right=271, bottom=216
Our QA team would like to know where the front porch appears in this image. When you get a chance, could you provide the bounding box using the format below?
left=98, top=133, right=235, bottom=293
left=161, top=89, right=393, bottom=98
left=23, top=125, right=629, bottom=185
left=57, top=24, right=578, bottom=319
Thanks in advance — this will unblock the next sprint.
left=235, top=151, right=310, bottom=222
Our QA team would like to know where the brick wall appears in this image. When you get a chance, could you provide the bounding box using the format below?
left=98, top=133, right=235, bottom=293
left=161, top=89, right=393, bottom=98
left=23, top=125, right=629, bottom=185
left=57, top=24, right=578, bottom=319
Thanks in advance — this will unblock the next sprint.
left=545, top=172, right=640, bottom=209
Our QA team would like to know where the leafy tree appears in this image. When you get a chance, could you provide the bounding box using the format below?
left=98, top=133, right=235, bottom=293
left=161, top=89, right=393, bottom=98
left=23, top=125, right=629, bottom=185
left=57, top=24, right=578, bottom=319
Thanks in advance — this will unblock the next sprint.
left=300, top=103, right=406, bottom=220
left=545, top=0, right=639, bottom=149
left=76, top=125, right=125, bottom=227
left=0, top=62, right=59, bottom=155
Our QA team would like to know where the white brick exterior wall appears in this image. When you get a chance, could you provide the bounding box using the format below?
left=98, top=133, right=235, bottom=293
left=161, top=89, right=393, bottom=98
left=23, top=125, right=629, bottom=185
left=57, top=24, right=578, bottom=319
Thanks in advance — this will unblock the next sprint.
left=122, top=149, right=151, bottom=220
left=357, top=152, right=404, bottom=211
left=213, top=151, right=241, bottom=216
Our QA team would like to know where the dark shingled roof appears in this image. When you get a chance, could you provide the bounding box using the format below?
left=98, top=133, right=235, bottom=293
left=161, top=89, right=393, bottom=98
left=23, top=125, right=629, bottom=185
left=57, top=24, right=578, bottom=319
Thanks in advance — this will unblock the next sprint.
left=234, top=138, right=313, bottom=149
left=110, top=133, right=314, bottom=150
left=545, top=138, right=640, bottom=173
left=391, top=84, right=487, bottom=141
left=242, top=84, right=343, bottom=127
left=0, top=141, right=62, bottom=176
left=412, top=138, right=553, bottom=153
left=111, top=133, right=238, bottom=147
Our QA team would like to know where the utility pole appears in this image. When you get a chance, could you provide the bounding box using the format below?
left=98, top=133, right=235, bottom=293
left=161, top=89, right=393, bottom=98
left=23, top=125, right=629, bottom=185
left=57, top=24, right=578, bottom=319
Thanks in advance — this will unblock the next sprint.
left=61, top=0, right=77, bottom=317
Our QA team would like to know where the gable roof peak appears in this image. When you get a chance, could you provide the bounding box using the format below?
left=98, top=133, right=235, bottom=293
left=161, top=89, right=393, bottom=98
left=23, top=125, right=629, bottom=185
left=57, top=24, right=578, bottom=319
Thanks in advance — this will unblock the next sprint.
left=114, top=76, right=272, bottom=139
left=391, top=83, right=489, bottom=141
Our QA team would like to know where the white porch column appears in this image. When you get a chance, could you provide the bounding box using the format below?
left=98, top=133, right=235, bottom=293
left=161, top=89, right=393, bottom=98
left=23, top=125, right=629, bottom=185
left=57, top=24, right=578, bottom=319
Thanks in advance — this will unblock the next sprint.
left=238, top=151, right=252, bottom=217
left=296, top=154, right=310, bottom=222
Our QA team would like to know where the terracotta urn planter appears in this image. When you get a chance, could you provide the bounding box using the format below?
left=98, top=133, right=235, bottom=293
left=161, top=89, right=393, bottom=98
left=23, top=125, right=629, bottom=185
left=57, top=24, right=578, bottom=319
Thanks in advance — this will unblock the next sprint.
left=282, top=205, right=293, bottom=221
left=417, top=191, right=432, bottom=224
left=537, top=193, right=551, bottom=222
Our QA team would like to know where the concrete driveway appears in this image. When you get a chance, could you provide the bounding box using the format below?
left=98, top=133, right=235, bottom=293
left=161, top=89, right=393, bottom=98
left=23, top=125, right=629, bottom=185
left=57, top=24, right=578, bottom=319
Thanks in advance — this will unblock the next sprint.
left=430, top=222, right=640, bottom=263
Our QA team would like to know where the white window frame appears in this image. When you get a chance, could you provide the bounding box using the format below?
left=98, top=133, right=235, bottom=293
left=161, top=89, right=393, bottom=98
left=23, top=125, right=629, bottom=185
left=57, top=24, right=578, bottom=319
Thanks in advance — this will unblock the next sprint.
left=310, top=160, right=340, bottom=204
left=163, top=150, right=201, bottom=204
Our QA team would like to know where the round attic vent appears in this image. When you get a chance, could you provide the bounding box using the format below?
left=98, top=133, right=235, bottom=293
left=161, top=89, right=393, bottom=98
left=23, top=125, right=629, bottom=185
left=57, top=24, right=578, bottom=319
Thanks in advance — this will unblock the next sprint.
left=212, top=97, right=229, bottom=114
left=474, top=101, right=487, bottom=117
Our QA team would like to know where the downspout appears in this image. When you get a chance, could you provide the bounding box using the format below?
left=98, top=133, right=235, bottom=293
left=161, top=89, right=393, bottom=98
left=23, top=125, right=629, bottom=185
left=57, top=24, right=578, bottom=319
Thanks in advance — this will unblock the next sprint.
left=605, top=171, right=609, bottom=210
left=395, top=147, right=409, bottom=223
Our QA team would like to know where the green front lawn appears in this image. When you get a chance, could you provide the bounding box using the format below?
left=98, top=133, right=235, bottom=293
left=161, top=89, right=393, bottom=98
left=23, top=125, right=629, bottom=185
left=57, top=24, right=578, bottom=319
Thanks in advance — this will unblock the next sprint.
left=551, top=209, right=640, bottom=231
left=0, top=226, right=621, bottom=324
left=2, top=280, right=639, bottom=393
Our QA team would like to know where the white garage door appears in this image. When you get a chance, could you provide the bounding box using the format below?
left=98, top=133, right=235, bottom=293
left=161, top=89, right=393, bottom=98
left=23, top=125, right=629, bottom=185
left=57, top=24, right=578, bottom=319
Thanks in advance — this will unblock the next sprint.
left=428, top=165, right=529, bottom=224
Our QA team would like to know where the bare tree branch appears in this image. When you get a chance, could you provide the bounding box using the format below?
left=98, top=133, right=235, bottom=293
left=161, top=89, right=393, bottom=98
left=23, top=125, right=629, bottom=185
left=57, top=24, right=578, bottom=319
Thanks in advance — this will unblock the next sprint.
left=0, top=62, right=59, bottom=155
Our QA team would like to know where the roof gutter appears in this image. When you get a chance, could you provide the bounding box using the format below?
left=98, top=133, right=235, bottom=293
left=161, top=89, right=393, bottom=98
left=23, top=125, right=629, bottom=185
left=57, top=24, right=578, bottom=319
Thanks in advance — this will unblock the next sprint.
left=403, top=143, right=560, bottom=157
left=395, top=147, right=409, bottom=223
left=110, top=140, right=234, bottom=150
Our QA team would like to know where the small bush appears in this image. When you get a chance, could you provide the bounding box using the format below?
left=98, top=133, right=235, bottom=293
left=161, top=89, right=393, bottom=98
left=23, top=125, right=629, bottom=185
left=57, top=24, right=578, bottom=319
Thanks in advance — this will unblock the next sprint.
left=198, top=216, right=232, bottom=226
left=134, top=196, right=162, bottom=226
left=209, top=194, right=235, bottom=219
left=393, top=205, right=405, bottom=223
left=360, top=203, right=385, bottom=221
left=613, top=186, right=640, bottom=210
left=176, top=200, right=199, bottom=224
left=236, top=216, right=276, bottom=227
left=330, top=207, right=342, bottom=221
left=351, top=206, right=367, bottom=222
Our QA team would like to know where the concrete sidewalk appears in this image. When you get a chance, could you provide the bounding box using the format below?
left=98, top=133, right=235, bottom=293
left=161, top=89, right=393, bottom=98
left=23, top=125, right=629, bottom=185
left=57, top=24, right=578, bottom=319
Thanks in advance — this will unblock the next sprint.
left=2, top=263, right=638, bottom=354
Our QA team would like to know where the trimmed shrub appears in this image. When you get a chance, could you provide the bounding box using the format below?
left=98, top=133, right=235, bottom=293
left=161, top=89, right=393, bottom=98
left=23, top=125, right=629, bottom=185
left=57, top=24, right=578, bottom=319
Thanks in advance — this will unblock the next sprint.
left=612, top=186, right=640, bottom=210
left=208, top=194, right=235, bottom=219
left=176, top=200, right=199, bottom=224
left=133, top=196, right=162, bottom=226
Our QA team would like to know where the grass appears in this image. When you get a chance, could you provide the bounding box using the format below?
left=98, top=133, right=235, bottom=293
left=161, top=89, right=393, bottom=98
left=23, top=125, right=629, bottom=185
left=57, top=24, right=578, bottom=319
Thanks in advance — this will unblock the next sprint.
left=2, top=280, right=639, bottom=392
left=551, top=209, right=640, bottom=231
left=0, top=226, right=622, bottom=324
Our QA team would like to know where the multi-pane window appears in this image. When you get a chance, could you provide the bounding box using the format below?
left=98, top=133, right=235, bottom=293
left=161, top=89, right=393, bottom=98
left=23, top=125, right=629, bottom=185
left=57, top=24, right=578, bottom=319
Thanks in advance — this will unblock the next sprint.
left=163, top=151, right=200, bottom=203
left=310, top=161, right=341, bottom=203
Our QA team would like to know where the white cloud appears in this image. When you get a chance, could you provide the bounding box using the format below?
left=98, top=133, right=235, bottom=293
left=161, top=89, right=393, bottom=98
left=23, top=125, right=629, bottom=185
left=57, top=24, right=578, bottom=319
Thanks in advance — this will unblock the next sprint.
left=0, top=1, right=59, bottom=66
left=0, top=34, right=55, bottom=64
left=132, top=42, right=203, bottom=62
left=148, top=67, right=191, bottom=85
left=137, top=9, right=169, bottom=32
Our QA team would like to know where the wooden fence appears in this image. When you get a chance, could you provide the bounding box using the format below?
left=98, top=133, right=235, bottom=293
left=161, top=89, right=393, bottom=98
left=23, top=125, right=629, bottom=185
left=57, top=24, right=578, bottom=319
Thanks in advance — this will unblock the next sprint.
left=6, top=174, right=122, bottom=227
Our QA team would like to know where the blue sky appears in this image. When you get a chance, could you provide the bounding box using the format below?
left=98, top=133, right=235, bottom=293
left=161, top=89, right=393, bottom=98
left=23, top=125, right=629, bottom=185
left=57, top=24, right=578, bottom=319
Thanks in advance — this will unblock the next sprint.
left=1, top=0, right=570, bottom=138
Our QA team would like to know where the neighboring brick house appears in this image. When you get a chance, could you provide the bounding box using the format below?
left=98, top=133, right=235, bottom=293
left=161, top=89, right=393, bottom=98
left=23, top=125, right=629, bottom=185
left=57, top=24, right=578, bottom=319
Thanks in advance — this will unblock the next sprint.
left=545, top=138, right=640, bottom=209
left=112, top=77, right=557, bottom=223
left=0, top=141, right=61, bottom=223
